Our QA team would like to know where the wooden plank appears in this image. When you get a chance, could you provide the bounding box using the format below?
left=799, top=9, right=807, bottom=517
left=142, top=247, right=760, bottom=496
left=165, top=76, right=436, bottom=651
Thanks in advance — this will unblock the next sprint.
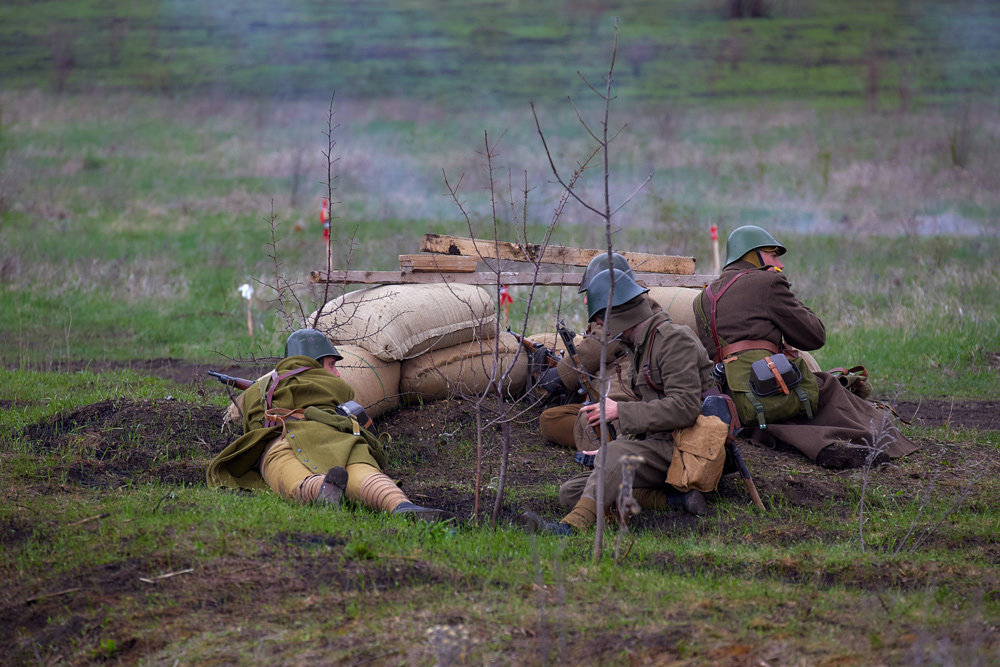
left=399, top=254, right=478, bottom=273
left=311, top=270, right=714, bottom=288
left=420, top=233, right=696, bottom=275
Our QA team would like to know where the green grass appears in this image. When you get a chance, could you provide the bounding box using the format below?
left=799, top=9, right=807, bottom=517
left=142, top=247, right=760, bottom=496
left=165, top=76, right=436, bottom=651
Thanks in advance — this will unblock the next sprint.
left=2, top=0, right=997, bottom=106
left=2, top=91, right=998, bottom=382
left=1, top=4, right=998, bottom=662
left=3, top=466, right=996, bottom=662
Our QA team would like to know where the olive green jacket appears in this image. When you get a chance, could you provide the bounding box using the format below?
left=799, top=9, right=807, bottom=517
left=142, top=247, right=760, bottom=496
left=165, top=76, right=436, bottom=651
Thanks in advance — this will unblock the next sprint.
left=206, top=356, right=386, bottom=490
left=617, top=312, right=715, bottom=440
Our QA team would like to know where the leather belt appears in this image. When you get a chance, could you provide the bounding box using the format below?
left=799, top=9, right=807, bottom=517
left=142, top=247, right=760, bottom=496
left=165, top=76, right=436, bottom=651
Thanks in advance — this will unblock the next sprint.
left=719, top=339, right=779, bottom=361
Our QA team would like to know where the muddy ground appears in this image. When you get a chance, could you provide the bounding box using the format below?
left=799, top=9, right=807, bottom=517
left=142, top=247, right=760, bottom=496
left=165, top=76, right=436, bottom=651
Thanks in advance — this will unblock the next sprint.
left=4, top=359, right=999, bottom=664
left=10, top=358, right=1000, bottom=526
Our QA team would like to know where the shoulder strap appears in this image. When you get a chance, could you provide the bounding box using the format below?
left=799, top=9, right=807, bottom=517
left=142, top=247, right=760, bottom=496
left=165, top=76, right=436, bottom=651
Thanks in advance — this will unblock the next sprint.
left=263, top=366, right=311, bottom=426
left=704, top=270, right=752, bottom=363
left=637, top=313, right=670, bottom=392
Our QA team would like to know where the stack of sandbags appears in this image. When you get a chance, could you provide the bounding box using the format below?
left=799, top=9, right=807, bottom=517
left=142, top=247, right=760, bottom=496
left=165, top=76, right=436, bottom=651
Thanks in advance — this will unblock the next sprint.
left=399, top=331, right=528, bottom=403
left=311, top=283, right=496, bottom=361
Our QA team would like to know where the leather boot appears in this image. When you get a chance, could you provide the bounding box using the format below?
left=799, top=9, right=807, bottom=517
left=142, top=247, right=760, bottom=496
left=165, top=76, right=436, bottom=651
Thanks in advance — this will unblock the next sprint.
left=315, top=466, right=348, bottom=506
left=517, top=511, right=574, bottom=536
left=391, top=502, right=457, bottom=523
left=681, top=489, right=709, bottom=516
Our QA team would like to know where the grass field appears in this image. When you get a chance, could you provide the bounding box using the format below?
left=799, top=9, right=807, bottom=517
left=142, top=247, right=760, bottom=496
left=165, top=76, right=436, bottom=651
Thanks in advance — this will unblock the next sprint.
left=2, top=2, right=999, bottom=664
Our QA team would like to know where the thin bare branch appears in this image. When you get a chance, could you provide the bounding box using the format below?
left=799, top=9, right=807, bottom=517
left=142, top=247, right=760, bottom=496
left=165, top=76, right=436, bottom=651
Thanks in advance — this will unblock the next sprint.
left=610, top=171, right=655, bottom=217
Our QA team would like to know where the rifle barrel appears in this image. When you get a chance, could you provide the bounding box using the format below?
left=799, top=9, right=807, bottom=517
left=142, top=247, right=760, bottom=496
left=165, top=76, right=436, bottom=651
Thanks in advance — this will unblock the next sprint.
left=208, top=370, right=254, bottom=391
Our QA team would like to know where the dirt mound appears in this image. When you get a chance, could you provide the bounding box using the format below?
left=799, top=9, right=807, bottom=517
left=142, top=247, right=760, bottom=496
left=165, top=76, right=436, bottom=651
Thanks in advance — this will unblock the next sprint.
left=21, top=398, right=235, bottom=488
left=14, top=390, right=998, bottom=529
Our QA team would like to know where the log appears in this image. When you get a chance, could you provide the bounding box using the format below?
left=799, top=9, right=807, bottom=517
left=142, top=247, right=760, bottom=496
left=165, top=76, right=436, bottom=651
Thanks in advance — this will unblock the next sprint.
left=399, top=254, right=478, bottom=273
left=420, top=233, right=696, bottom=275
left=310, top=270, right=714, bottom=288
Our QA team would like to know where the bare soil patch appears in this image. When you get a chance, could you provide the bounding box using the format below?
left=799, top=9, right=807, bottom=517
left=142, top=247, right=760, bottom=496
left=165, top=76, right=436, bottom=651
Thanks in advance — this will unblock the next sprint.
left=11, top=359, right=999, bottom=525
left=5, top=360, right=998, bottom=664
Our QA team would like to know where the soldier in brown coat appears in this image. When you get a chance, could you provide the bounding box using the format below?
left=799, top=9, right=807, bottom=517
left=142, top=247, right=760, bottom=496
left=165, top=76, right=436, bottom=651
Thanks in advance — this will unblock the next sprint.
left=693, top=226, right=918, bottom=468
left=520, top=268, right=718, bottom=535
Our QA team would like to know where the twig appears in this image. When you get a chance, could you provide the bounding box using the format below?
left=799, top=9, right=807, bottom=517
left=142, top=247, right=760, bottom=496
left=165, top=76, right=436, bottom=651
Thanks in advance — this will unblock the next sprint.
left=66, top=513, right=109, bottom=527
left=24, top=588, right=81, bottom=604
left=139, top=568, right=194, bottom=584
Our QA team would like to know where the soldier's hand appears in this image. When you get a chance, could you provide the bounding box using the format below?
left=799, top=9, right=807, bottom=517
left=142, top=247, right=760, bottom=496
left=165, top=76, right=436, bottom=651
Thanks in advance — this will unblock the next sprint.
left=582, top=398, right=618, bottom=425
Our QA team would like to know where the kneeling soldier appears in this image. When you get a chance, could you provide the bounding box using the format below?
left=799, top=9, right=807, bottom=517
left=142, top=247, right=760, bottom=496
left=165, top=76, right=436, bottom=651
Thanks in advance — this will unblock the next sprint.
left=520, top=268, right=722, bottom=535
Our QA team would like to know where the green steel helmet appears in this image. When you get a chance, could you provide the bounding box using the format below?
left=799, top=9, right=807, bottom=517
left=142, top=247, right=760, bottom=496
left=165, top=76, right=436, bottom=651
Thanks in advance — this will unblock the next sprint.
left=725, top=225, right=787, bottom=266
left=579, top=252, right=634, bottom=293
left=284, top=328, right=343, bottom=361
left=586, top=268, right=649, bottom=322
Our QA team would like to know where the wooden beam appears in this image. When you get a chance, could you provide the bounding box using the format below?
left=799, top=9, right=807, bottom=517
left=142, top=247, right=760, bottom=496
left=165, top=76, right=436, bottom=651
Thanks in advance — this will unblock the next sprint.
left=399, top=254, right=478, bottom=272
left=420, top=233, right=696, bottom=275
left=310, top=270, right=714, bottom=288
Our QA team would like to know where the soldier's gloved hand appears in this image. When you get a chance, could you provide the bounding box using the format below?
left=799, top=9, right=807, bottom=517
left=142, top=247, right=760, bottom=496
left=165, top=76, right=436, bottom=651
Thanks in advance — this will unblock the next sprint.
left=537, top=367, right=565, bottom=394
left=529, top=346, right=552, bottom=378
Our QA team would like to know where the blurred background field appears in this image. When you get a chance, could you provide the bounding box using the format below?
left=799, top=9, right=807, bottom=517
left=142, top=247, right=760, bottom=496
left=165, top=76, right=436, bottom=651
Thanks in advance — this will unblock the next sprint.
left=0, top=0, right=998, bottom=397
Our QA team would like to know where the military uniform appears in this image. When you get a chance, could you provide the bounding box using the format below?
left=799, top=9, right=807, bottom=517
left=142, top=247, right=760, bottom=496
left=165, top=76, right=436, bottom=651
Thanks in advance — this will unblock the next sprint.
left=207, top=355, right=386, bottom=496
left=539, top=298, right=665, bottom=452
left=558, top=304, right=715, bottom=519
left=694, top=259, right=918, bottom=465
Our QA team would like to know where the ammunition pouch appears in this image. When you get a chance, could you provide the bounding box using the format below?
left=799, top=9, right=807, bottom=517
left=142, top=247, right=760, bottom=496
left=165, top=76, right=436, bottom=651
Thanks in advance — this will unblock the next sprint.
left=728, top=351, right=818, bottom=429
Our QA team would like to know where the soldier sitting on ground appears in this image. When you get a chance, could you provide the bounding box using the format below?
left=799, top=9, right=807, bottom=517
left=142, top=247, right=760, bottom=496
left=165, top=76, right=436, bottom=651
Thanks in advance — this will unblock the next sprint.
left=520, top=268, right=728, bottom=535
left=207, top=328, right=454, bottom=521
left=693, top=225, right=918, bottom=469
left=536, top=252, right=636, bottom=453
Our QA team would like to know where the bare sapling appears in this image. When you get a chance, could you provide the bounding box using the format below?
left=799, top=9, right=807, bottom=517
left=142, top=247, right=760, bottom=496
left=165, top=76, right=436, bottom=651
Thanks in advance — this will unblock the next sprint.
left=532, top=18, right=653, bottom=559
left=442, top=130, right=568, bottom=526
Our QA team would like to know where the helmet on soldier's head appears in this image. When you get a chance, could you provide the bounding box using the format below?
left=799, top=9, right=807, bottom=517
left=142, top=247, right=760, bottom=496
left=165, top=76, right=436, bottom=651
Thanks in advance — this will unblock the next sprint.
left=586, top=268, right=649, bottom=322
left=725, top=225, right=787, bottom=266
left=285, top=328, right=343, bottom=361
left=579, top=252, right=634, bottom=293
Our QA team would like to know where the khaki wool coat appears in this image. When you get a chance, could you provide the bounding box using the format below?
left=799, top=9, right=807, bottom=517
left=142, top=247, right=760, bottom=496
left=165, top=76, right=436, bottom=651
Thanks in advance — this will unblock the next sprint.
left=207, top=355, right=386, bottom=491
left=566, top=309, right=716, bottom=507
left=694, top=260, right=917, bottom=461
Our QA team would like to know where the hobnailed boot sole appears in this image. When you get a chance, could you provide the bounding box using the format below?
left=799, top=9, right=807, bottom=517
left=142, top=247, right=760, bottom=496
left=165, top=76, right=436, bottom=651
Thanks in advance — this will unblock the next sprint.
left=315, top=466, right=348, bottom=506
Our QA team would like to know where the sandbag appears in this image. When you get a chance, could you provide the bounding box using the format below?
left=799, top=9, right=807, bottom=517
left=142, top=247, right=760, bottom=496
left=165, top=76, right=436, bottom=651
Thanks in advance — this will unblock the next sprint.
left=797, top=349, right=821, bottom=373
left=399, top=332, right=528, bottom=403
left=334, top=344, right=401, bottom=419
left=646, top=286, right=700, bottom=331
left=310, top=283, right=496, bottom=361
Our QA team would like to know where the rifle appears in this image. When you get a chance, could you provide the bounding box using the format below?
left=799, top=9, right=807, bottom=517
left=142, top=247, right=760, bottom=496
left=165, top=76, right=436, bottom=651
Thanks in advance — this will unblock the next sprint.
left=207, top=370, right=373, bottom=429
left=506, top=327, right=561, bottom=369
left=208, top=370, right=253, bottom=390
left=556, top=320, right=617, bottom=442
